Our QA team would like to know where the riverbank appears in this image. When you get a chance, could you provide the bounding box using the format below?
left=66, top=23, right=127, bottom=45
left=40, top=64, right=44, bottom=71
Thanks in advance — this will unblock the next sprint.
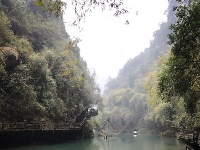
left=0, top=129, right=82, bottom=148
left=0, top=122, right=93, bottom=148
left=138, top=128, right=177, bottom=137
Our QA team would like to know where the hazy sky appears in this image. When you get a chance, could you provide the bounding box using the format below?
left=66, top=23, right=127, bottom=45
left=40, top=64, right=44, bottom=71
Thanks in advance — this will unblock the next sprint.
left=63, top=0, right=168, bottom=91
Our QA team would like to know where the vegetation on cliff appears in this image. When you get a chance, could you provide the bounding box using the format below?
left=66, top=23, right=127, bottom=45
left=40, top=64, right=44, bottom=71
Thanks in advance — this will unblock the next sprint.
left=0, top=0, right=101, bottom=123
left=97, top=0, right=200, bottom=133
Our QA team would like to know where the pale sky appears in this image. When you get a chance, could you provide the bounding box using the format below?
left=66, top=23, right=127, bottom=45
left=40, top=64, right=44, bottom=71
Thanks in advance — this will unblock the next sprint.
left=63, top=0, right=168, bottom=91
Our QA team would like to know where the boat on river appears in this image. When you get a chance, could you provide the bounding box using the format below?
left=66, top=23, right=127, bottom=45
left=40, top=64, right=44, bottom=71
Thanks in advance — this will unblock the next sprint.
left=133, top=130, right=138, bottom=135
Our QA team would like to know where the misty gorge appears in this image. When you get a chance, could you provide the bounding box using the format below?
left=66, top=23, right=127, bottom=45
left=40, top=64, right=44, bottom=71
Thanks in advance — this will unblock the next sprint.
left=0, top=0, right=199, bottom=150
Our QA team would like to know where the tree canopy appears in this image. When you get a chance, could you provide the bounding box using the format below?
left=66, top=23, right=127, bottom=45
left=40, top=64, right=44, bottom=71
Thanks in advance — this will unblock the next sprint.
left=159, top=0, right=200, bottom=114
left=0, top=0, right=101, bottom=122
left=34, top=0, right=129, bottom=25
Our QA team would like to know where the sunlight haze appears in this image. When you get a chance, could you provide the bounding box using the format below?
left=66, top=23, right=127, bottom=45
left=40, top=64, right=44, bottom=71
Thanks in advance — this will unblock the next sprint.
left=63, top=0, right=168, bottom=91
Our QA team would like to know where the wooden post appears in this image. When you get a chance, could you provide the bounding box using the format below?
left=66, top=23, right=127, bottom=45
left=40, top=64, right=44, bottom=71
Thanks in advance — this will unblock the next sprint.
left=0, top=122, right=2, bottom=131
left=107, top=118, right=110, bottom=135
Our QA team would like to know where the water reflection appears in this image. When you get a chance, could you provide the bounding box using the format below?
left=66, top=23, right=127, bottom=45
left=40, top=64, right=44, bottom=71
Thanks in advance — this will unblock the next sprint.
left=3, top=134, right=185, bottom=150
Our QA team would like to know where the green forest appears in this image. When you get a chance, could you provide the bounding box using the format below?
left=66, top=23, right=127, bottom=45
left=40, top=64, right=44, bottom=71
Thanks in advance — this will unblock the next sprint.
left=97, top=0, right=200, bottom=135
left=0, top=0, right=199, bottom=140
left=0, top=0, right=101, bottom=124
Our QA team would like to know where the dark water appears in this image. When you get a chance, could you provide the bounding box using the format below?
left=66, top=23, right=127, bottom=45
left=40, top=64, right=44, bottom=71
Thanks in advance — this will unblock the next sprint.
left=2, top=134, right=185, bottom=150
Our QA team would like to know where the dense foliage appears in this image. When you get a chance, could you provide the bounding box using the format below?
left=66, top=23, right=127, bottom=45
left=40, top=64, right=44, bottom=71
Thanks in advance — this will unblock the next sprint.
left=97, top=0, right=200, bottom=133
left=159, top=0, right=200, bottom=114
left=0, top=0, right=101, bottom=122
left=96, top=1, right=176, bottom=132
left=141, top=0, right=200, bottom=132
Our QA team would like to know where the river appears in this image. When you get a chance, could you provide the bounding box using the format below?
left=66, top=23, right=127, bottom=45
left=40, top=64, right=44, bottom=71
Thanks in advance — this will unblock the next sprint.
left=2, top=134, right=185, bottom=150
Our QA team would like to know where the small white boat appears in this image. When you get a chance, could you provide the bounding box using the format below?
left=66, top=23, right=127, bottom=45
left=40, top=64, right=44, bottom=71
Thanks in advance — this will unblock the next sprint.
left=133, top=130, right=138, bottom=134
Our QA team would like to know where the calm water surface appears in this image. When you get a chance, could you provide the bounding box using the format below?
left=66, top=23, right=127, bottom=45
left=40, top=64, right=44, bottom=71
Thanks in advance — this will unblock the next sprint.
left=3, top=134, right=185, bottom=150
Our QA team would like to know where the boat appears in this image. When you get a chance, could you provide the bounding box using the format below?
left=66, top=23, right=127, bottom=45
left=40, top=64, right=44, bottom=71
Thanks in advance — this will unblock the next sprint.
left=133, top=130, right=138, bottom=135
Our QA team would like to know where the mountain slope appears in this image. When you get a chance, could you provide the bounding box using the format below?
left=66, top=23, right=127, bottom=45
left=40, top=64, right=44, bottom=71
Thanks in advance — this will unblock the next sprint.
left=98, top=1, right=176, bottom=130
left=0, top=0, right=101, bottom=122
